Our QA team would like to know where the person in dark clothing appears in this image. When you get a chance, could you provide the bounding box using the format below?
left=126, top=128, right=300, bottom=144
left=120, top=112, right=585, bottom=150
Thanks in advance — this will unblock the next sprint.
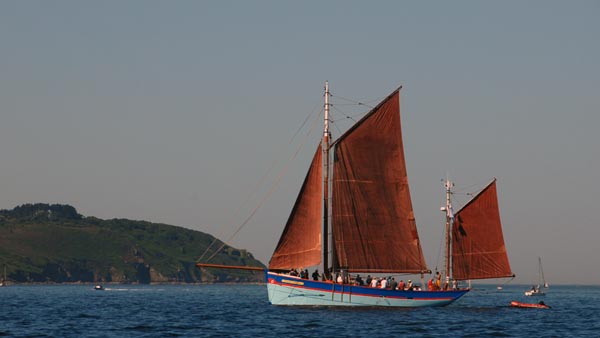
left=355, top=274, right=364, bottom=286
left=312, top=269, right=319, bottom=281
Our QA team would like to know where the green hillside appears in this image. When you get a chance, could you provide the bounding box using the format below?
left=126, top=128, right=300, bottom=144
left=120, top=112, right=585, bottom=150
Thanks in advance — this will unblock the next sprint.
left=0, top=204, right=266, bottom=284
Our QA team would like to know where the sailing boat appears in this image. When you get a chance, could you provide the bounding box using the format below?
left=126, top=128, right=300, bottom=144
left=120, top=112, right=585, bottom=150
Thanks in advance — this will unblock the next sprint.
left=264, top=82, right=514, bottom=307
left=525, top=257, right=547, bottom=296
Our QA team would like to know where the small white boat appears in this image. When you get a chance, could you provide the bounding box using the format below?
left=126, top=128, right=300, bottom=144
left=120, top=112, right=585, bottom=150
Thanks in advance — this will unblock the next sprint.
left=524, top=257, right=548, bottom=296
left=524, top=286, right=545, bottom=296
left=94, top=285, right=104, bottom=290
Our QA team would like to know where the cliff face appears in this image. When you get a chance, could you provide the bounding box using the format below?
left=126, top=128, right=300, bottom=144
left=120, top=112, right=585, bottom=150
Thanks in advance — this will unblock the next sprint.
left=0, top=204, right=266, bottom=284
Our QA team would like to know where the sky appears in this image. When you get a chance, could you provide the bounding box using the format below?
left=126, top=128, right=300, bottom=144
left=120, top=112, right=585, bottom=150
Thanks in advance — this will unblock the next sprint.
left=1, top=1, right=599, bottom=285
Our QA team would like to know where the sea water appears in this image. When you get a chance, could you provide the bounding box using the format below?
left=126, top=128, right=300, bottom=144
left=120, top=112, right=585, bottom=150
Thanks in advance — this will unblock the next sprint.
left=0, top=284, right=598, bottom=337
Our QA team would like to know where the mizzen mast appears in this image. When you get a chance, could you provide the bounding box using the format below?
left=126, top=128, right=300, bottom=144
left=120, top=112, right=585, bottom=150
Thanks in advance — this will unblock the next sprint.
left=443, top=178, right=455, bottom=282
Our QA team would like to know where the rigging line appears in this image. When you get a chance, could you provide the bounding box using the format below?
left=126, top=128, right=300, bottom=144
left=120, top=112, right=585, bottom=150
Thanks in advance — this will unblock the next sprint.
left=434, top=223, right=444, bottom=274
left=205, top=132, right=317, bottom=263
left=328, top=105, right=367, bottom=140
left=204, top=107, right=323, bottom=263
left=451, top=180, right=490, bottom=211
left=198, top=106, right=322, bottom=263
left=330, top=93, right=376, bottom=109
left=291, top=101, right=322, bottom=143
left=499, top=275, right=516, bottom=287
left=331, top=105, right=361, bottom=123
left=197, top=102, right=323, bottom=262
left=453, top=180, right=491, bottom=195
left=331, top=119, right=344, bottom=135
left=330, top=114, right=364, bottom=123
left=331, top=103, right=367, bottom=106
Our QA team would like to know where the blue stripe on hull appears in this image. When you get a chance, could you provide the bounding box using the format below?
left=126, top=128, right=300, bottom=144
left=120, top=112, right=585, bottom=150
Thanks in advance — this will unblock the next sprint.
left=266, top=272, right=468, bottom=307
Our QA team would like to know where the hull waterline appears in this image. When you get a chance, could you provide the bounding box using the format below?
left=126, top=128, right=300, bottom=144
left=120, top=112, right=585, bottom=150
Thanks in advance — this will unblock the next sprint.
left=266, top=272, right=468, bottom=307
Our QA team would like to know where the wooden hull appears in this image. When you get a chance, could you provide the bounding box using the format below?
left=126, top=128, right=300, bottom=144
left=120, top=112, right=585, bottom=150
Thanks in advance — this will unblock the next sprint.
left=266, top=272, right=468, bottom=307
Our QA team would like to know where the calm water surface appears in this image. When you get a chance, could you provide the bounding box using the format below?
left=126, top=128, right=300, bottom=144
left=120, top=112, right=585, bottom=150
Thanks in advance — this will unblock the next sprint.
left=1, top=284, right=598, bottom=337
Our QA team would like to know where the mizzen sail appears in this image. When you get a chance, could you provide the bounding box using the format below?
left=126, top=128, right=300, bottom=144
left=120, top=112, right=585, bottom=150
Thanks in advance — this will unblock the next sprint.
left=451, top=179, right=513, bottom=280
left=269, top=144, right=323, bottom=270
left=331, top=89, right=427, bottom=273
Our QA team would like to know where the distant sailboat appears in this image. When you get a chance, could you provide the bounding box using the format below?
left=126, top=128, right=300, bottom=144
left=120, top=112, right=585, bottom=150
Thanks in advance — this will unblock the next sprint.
left=525, top=257, right=548, bottom=296
left=262, top=83, right=515, bottom=307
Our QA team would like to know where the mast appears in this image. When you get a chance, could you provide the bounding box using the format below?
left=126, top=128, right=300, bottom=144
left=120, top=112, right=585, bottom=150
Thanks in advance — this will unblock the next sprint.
left=322, top=81, right=331, bottom=275
left=539, top=256, right=547, bottom=287
left=443, top=178, right=454, bottom=281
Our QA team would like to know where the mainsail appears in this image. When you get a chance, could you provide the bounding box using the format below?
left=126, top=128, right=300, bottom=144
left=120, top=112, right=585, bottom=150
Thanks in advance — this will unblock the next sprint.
left=269, top=144, right=323, bottom=270
left=451, top=179, right=513, bottom=280
left=331, top=89, right=427, bottom=273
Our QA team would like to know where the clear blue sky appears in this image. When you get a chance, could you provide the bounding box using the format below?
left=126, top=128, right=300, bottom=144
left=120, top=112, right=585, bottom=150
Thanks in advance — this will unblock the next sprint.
left=1, top=1, right=598, bottom=284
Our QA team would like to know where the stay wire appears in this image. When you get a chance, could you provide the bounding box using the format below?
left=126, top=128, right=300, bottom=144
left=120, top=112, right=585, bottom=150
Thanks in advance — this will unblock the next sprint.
left=200, top=103, right=324, bottom=263
left=199, top=92, right=384, bottom=263
left=330, top=93, right=379, bottom=109
left=327, top=96, right=371, bottom=137
left=331, top=104, right=360, bottom=124
left=198, top=101, right=322, bottom=262
left=205, top=112, right=322, bottom=262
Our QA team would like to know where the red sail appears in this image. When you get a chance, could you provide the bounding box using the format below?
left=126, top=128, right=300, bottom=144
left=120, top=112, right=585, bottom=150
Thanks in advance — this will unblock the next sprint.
left=452, top=180, right=513, bottom=280
left=331, top=89, right=427, bottom=273
left=269, top=144, right=322, bottom=270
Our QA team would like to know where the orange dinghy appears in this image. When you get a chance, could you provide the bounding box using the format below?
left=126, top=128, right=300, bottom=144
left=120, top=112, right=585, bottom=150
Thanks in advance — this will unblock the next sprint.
left=510, top=301, right=550, bottom=309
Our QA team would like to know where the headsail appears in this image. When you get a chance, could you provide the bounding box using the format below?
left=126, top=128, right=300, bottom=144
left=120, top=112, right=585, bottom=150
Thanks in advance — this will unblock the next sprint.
left=331, top=89, right=427, bottom=273
left=269, top=144, right=323, bottom=270
left=451, top=179, right=513, bottom=280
